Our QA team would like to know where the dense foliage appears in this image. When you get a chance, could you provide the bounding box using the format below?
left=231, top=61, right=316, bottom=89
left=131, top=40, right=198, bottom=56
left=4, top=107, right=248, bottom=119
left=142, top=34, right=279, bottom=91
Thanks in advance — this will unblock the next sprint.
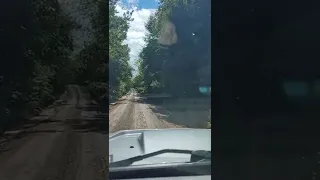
left=132, top=0, right=211, bottom=97
left=108, top=0, right=133, bottom=102
left=0, top=0, right=76, bottom=131
left=76, top=0, right=133, bottom=103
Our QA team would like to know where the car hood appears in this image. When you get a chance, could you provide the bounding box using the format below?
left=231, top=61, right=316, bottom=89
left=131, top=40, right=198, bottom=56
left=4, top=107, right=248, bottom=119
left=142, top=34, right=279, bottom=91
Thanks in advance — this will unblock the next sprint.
left=109, top=128, right=211, bottom=166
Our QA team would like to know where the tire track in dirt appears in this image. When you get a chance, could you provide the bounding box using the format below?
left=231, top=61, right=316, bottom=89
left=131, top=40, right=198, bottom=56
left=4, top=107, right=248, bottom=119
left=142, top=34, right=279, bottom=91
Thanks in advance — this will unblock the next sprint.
left=108, top=102, right=129, bottom=131
left=32, top=85, right=109, bottom=180
left=109, top=92, right=183, bottom=132
left=132, top=103, right=148, bottom=129
left=0, top=85, right=80, bottom=180
left=73, top=86, right=108, bottom=180
left=134, top=102, right=183, bottom=129
left=32, top=85, right=83, bottom=180
left=110, top=97, right=135, bottom=133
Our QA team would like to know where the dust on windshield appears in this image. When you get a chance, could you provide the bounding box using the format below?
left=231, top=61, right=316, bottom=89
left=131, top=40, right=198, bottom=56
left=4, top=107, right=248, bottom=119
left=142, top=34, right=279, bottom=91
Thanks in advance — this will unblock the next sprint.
left=109, top=0, right=211, bottom=133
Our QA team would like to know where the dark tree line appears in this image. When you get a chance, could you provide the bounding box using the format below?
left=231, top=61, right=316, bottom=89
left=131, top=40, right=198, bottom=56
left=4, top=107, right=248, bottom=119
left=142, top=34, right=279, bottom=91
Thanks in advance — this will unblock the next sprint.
left=0, top=0, right=76, bottom=131
left=0, top=0, right=135, bottom=132
left=132, top=0, right=211, bottom=97
left=75, top=0, right=133, bottom=103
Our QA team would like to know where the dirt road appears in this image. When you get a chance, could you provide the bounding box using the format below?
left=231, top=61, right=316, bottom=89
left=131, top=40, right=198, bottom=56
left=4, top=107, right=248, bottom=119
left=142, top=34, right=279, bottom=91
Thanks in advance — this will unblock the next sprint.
left=109, top=92, right=186, bottom=133
left=0, top=85, right=108, bottom=180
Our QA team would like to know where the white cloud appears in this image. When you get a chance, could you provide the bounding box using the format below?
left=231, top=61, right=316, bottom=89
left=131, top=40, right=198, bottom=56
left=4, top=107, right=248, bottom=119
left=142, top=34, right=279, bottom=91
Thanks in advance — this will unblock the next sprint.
left=115, top=2, right=157, bottom=75
left=127, top=0, right=139, bottom=6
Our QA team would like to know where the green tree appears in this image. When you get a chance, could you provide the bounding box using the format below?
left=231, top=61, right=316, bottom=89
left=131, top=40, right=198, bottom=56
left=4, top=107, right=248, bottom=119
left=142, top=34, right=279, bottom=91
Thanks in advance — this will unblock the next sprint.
left=0, top=0, right=76, bottom=130
left=134, top=0, right=211, bottom=97
left=75, top=0, right=133, bottom=103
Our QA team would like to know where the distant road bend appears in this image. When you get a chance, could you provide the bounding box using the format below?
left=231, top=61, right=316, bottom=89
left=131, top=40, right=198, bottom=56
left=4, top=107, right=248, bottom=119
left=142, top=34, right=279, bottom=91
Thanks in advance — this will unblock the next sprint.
left=0, top=85, right=108, bottom=180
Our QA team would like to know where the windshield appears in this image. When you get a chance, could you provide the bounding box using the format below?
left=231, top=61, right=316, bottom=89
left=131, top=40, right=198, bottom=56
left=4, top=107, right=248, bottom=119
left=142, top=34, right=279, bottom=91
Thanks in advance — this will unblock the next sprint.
left=108, top=0, right=211, bottom=176
left=109, top=0, right=211, bottom=165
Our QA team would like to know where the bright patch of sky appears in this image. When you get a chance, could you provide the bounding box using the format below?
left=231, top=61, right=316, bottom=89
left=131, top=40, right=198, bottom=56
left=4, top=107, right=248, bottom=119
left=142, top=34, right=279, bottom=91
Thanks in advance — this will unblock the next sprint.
left=115, top=0, right=158, bottom=76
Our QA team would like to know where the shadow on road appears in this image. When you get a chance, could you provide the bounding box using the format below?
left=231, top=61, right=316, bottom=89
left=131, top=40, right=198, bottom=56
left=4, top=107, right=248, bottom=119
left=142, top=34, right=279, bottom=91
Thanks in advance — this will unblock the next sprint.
left=76, top=105, right=99, bottom=111
left=110, top=102, right=128, bottom=105
left=0, top=118, right=65, bottom=151
left=139, top=97, right=211, bottom=128
left=67, top=117, right=108, bottom=133
left=9, top=129, right=65, bottom=140
left=67, top=102, right=108, bottom=134
left=109, top=99, right=128, bottom=106
left=0, top=118, right=48, bottom=138
left=24, top=129, right=64, bottom=134
left=0, top=148, right=10, bottom=153
left=0, top=99, right=109, bottom=148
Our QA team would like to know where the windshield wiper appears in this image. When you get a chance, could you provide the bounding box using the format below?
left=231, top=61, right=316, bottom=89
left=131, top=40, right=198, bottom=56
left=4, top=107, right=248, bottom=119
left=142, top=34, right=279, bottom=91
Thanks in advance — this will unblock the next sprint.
left=110, top=149, right=211, bottom=167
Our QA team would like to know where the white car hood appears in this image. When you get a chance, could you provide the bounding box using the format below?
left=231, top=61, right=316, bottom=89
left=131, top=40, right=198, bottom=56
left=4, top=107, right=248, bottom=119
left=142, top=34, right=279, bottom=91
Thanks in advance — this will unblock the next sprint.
left=109, top=128, right=211, bottom=166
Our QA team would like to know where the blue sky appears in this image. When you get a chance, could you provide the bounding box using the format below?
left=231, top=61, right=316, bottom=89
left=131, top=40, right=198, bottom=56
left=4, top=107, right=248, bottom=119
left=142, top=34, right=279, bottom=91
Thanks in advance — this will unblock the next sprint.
left=137, top=0, right=159, bottom=9
left=116, top=0, right=158, bottom=75
left=121, top=0, right=159, bottom=9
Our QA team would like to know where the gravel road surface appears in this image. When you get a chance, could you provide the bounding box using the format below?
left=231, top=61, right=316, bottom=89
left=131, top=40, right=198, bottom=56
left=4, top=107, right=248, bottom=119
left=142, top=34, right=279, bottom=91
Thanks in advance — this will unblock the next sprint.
left=109, top=92, right=183, bottom=133
left=0, top=85, right=108, bottom=180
